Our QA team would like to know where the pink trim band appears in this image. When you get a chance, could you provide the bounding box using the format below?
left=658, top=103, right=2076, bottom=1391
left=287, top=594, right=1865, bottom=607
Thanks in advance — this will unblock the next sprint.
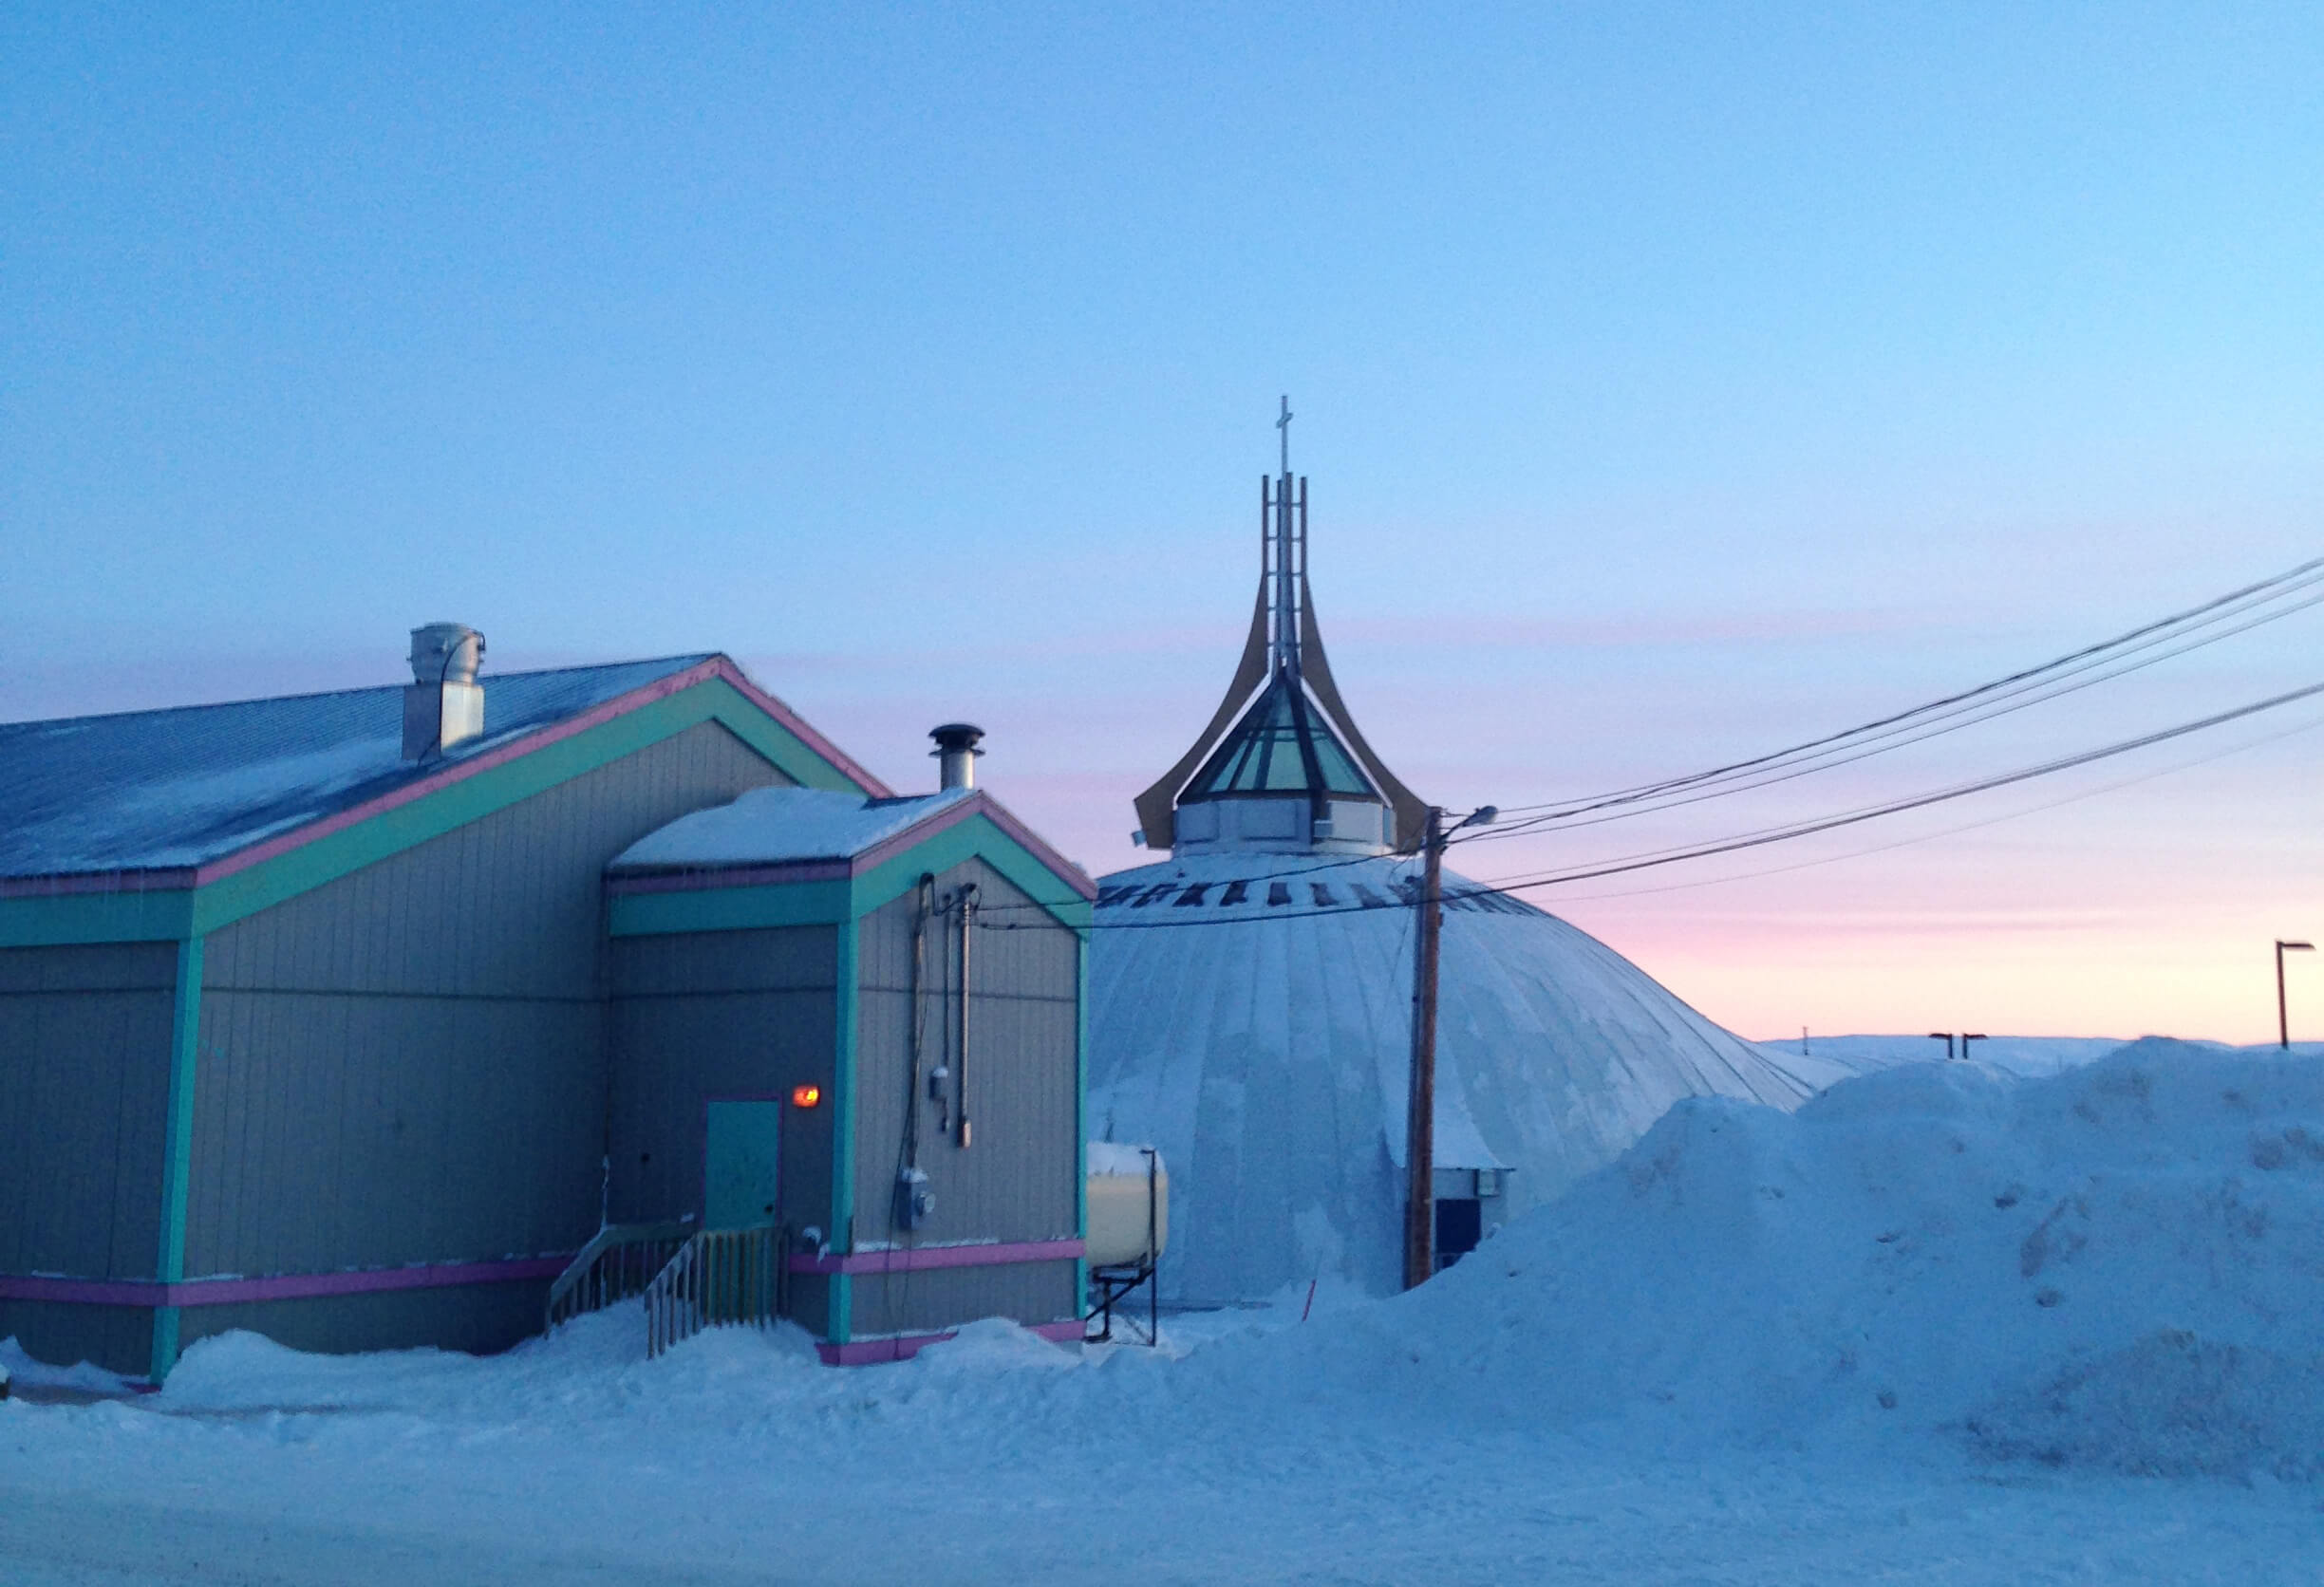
left=856, top=792, right=1096, bottom=903
left=706, top=658, right=894, bottom=802
left=950, top=794, right=1098, bottom=903
left=818, top=1317, right=1083, bottom=1367
left=789, top=1238, right=1083, bottom=1277
left=608, top=858, right=853, bottom=895
left=0, top=1255, right=574, bottom=1309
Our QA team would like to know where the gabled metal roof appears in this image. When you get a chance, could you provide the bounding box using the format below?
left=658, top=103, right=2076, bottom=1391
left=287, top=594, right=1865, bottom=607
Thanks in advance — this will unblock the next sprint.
left=0, top=657, right=715, bottom=879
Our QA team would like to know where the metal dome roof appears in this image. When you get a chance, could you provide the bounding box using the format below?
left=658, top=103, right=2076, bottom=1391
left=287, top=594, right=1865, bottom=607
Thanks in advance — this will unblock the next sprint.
left=1088, top=850, right=1812, bottom=1302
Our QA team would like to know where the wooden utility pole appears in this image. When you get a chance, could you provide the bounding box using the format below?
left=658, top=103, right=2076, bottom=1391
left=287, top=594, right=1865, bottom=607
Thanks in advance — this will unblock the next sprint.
left=1404, top=805, right=1446, bottom=1290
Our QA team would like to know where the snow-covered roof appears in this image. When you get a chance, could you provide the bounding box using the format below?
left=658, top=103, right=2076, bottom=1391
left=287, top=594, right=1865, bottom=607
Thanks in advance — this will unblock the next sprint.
left=1088, top=850, right=1812, bottom=1302
left=609, top=786, right=972, bottom=870
left=0, top=657, right=713, bottom=878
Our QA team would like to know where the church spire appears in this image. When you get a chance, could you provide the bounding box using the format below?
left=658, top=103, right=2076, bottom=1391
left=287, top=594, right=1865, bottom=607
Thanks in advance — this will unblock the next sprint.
left=1131, top=405, right=1428, bottom=855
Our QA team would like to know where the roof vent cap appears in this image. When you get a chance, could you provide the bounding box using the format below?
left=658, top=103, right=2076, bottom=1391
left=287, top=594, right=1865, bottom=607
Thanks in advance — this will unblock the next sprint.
left=403, top=623, right=487, bottom=760
left=409, top=623, right=484, bottom=687
left=930, top=723, right=984, bottom=791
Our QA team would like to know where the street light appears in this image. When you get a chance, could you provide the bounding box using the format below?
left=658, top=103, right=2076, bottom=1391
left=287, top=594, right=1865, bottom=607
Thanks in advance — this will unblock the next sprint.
left=2277, top=941, right=2314, bottom=1050
left=1927, top=1032, right=1955, bottom=1061
left=1960, top=1033, right=1988, bottom=1062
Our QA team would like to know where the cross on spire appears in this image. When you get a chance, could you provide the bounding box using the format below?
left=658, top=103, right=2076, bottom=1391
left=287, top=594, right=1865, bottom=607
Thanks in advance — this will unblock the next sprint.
left=1268, top=396, right=1302, bottom=680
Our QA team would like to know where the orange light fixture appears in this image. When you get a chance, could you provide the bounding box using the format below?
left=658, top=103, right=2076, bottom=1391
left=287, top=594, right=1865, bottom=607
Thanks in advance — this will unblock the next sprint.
left=791, top=1084, right=822, bottom=1109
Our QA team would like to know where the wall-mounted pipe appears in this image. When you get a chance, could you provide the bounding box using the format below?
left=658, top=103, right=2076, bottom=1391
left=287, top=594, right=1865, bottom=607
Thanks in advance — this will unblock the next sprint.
left=893, top=874, right=938, bottom=1232
left=955, top=882, right=978, bottom=1148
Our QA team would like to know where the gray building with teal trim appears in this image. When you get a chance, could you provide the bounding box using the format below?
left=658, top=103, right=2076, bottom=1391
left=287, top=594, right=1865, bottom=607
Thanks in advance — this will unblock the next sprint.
left=0, top=644, right=1093, bottom=1381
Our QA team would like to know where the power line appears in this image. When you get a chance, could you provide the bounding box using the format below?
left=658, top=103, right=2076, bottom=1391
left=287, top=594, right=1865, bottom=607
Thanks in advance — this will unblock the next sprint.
left=1464, top=677, right=2324, bottom=896
left=984, top=559, right=2324, bottom=907
left=1466, top=580, right=2324, bottom=843
left=1480, top=552, right=2324, bottom=833
left=1531, top=708, right=2324, bottom=903
left=984, top=675, right=2324, bottom=930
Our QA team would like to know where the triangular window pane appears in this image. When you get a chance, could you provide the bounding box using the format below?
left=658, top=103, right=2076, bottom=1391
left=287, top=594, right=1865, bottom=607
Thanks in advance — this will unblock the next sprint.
left=1182, top=674, right=1382, bottom=804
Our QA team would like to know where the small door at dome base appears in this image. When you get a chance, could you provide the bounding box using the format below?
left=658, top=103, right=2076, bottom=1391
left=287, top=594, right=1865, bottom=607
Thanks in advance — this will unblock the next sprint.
left=1434, top=1196, right=1482, bottom=1271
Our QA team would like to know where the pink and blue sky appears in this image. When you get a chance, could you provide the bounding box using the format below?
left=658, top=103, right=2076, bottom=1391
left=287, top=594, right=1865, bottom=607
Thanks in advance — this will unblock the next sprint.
left=6, top=6, right=2321, bottom=1041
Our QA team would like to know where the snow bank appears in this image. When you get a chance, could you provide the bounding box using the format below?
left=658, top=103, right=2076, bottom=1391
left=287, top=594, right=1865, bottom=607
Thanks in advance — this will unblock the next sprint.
left=0, top=1337, right=138, bottom=1397
left=45, top=1037, right=2317, bottom=1491
left=157, top=1309, right=825, bottom=1421
left=1966, top=1328, right=2324, bottom=1480
left=148, top=1308, right=1108, bottom=1456
left=1235, top=1038, right=2324, bottom=1476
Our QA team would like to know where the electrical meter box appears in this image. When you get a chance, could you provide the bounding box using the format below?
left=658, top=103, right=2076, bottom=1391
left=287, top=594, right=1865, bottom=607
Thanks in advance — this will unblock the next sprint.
left=893, top=1167, right=934, bottom=1230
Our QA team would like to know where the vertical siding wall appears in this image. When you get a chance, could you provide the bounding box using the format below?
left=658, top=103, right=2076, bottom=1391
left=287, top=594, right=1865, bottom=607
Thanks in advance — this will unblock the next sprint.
left=179, top=719, right=786, bottom=1355
left=0, top=943, right=175, bottom=1372
left=849, top=857, right=1081, bottom=1335
left=847, top=1262, right=1076, bottom=1340
left=605, top=926, right=839, bottom=1236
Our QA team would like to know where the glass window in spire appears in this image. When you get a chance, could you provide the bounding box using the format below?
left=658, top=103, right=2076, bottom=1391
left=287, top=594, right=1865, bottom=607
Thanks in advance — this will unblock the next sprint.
left=1182, top=675, right=1380, bottom=802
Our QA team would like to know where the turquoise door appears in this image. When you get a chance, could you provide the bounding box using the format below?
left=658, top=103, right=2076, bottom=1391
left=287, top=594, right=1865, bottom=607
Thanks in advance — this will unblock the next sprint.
left=704, top=1100, right=784, bottom=1229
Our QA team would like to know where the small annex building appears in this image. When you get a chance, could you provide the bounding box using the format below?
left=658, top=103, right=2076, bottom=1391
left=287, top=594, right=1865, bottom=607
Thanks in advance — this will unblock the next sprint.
left=604, top=778, right=1090, bottom=1360
left=0, top=632, right=1093, bottom=1381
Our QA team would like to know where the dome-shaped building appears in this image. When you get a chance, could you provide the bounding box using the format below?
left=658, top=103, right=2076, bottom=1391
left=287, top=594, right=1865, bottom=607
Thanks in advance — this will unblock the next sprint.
left=1088, top=420, right=1809, bottom=1301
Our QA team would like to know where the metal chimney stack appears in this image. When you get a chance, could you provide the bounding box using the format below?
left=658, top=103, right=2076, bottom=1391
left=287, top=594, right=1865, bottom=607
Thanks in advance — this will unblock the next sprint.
left=929, top=723, right=984, bottom=791
left=403, top=623, right=487, bottom=760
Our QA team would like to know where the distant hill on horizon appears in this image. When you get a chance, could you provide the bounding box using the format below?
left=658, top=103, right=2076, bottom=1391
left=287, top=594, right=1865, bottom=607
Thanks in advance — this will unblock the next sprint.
left=1758, top=1033, right=2324, bottom=1091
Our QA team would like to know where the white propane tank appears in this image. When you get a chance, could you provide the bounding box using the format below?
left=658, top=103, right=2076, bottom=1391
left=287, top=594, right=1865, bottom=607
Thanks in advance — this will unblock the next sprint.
left=1084, top=1143, right=1168, bottom=1268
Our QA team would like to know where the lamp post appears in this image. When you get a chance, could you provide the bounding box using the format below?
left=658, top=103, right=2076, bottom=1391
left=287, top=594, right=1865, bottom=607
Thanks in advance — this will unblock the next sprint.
left=1405, top=803, right=1495, bottom=1291
left=1960, top=1033, right=1988, bottom=1062
left=2277, top=941, right=2314, bottom=1049
left=1927, top=1032, right=1955, bottom=1061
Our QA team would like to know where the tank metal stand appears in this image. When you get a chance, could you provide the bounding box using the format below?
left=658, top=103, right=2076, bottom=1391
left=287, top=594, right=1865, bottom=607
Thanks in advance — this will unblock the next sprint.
left=1084, top=1258, right=1158, bottom=1345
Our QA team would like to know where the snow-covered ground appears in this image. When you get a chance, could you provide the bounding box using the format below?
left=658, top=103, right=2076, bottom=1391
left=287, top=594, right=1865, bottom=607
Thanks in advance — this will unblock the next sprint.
left=6, top=1038, right=2323, bottom=1584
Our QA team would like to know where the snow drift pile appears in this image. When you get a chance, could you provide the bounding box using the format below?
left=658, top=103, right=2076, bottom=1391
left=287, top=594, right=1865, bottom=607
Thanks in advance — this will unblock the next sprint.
left=9, top=1038, right=2318, bottom=1490
left=1243, top=1038, right=2324, bottom=1477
